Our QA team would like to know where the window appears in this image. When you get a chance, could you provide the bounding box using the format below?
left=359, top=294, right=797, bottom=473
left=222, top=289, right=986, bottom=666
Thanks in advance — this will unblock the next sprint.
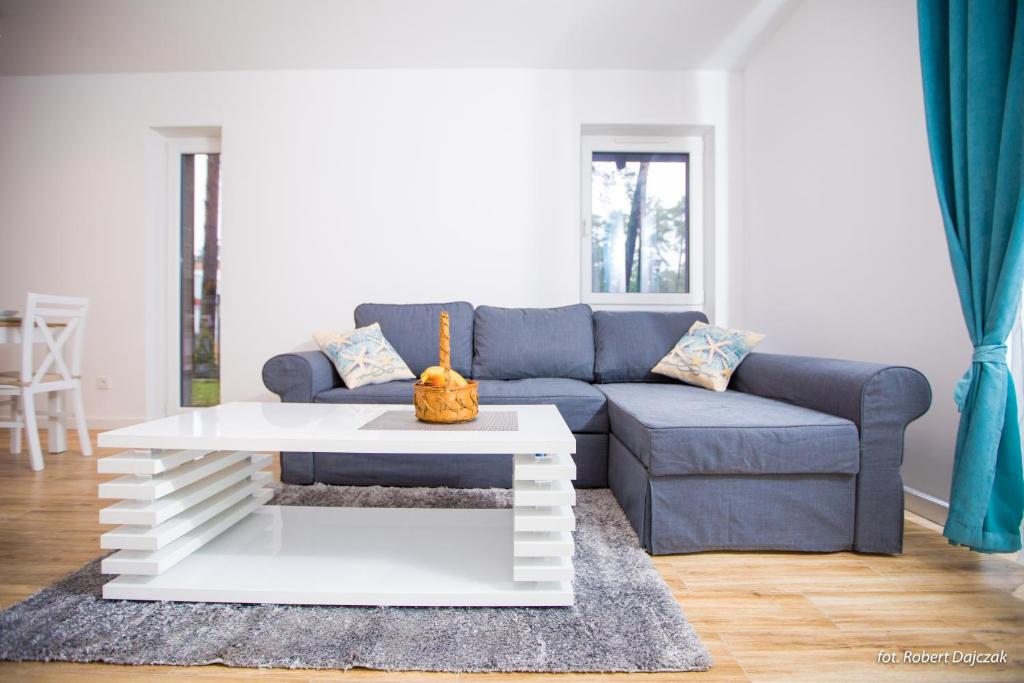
left=178, top=152, right=222, bottom=407
left=581, top=134, right=703, bottom=305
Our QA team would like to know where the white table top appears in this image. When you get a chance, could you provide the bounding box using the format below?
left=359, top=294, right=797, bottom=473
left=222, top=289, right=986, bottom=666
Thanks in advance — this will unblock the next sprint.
left=0, top=317, right=62, bottom=345
left=98, top=402, right=576, bottom=454
left=0, top=317, right=65, bottom=327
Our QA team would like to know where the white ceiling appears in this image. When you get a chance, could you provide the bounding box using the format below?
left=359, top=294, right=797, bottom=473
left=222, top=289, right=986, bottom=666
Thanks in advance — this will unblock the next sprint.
left=0, top=0, right=798, bottom=76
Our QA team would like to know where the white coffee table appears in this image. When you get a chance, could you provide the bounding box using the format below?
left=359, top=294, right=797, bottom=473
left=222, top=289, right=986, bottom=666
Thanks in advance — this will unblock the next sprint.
left=96, top=402, right=577, bottom=606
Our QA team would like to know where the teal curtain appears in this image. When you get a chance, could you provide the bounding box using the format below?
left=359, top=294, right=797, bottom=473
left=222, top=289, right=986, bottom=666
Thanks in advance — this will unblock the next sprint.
left=918, top=0, right=1024, bottom=553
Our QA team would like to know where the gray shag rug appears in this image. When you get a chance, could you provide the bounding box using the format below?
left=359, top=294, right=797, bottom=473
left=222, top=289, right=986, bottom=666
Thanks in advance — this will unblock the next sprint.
left=0, top=485, right=710, bottom=673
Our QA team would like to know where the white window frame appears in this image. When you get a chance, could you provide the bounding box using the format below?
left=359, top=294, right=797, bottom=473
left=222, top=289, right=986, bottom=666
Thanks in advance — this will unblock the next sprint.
left=580, top=134, right=704, bottom=305
left=164, top=136, right=221, bottom=415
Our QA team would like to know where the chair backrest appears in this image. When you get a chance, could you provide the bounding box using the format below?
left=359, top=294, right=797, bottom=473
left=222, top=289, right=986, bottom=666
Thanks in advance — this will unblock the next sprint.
left=20, top=293, right=89, bottom=384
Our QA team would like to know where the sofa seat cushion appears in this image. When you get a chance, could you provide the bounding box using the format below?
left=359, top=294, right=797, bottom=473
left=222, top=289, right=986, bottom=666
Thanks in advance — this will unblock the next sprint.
left=598, top=383, right=859, bottom=476
left=315, top=379, right=417, bottom=404
left=474, top=378, right=607, bottom=432
left=315, top=377, right=608, bottom=433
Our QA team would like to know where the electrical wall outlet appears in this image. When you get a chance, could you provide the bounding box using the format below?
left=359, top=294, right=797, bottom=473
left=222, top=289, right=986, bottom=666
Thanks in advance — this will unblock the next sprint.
left=96, top=376, right=112, bottom=390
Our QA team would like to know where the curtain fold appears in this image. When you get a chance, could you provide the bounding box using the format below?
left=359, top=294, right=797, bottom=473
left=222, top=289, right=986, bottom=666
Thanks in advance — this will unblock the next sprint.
left=918, top=0, right=1024, bottom=553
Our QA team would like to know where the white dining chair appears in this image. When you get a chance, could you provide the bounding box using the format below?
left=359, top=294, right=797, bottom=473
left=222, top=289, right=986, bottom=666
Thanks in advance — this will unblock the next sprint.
left=0, top=293, right=92, bottom=470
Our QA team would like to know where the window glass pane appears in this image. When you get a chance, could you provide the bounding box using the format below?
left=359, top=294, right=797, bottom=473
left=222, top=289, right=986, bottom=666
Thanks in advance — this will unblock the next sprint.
left=179, top=153, right=221, bottom=407
left=591, top=152, right=688, bottom=293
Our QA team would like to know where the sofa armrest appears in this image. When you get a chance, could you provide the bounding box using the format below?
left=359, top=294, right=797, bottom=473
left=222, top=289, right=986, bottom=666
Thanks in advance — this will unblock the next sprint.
left=732, top=353, right=932, bottom=427
left=732, top=352, right=932, bottom=553
left=262, top=351, right=341, bottom=403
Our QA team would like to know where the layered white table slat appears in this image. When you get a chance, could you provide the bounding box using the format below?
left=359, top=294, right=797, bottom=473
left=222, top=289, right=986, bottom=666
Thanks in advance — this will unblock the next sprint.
left=98, top=450, right=258, bottom=500
left=97, top=446, right=272, bottom=578
left=101, top=490, right=272, bottom=575
left=513, top=556, right=574, bottom=582
left=511, top=450, right=576, bottom=588
left=97, top=448, right=215, bottom=475
left=99, top=458, right=270, bottom=526
left=512, top=505, right=576, bottom=532
left=513, top=478, right=576, bottom=506
left=96, top=402, right=577, bottom=607
left=101, top=472, right=273, bottom=550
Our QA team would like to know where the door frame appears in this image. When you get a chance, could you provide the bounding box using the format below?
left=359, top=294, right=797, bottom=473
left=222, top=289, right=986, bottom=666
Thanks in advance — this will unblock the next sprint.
left=155, top=134, right=222, bottom=416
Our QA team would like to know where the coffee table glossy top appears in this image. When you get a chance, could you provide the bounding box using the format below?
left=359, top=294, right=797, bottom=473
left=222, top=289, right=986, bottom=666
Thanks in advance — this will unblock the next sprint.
left=98, top=402, right=576, bottom=454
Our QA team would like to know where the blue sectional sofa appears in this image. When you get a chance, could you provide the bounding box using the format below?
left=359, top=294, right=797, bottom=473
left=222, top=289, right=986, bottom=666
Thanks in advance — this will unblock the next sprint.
left=262, top=302, right=931, bottom=554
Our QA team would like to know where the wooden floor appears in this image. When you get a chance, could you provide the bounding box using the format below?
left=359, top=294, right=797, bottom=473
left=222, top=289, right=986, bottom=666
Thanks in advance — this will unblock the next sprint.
left=0, top=432, right=1022, bottom=682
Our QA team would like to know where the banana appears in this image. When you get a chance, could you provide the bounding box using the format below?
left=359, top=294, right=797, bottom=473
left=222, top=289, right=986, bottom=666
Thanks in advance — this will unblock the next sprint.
left=419, top=366, right=468, bottom=387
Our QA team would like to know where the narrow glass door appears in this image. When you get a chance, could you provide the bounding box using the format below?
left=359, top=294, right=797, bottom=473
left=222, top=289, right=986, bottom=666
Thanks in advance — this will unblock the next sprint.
left=179, top=153, right=221, bottom=407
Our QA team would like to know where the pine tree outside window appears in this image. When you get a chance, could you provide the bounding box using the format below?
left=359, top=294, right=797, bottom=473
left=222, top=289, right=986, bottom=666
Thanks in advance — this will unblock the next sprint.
left=581, top=134, right=704, bottom=305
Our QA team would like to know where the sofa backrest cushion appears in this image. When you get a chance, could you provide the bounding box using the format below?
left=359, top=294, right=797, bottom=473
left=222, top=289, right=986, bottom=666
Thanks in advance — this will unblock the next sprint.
left=354, top=302, right=474, bottom=377
left=472, top=304, right=595, bottom=381
left=593, top=310, right=709, bottom=383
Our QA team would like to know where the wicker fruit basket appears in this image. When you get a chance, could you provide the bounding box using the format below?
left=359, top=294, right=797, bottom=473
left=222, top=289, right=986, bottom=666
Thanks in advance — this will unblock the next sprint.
left=413, top=311, right=479, bottom=423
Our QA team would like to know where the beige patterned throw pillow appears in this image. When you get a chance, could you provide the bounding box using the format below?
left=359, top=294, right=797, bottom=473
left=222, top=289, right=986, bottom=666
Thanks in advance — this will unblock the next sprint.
left=652, top=321, right=765, bottom=391
left=313, top=323, right=415, bottom=389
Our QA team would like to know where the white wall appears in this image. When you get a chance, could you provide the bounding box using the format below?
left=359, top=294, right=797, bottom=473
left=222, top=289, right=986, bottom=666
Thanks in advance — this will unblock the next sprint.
left=0, top=5, right=960, bottom=517
left=740, top=0, right=966, bottom=512
left=0, top=69, right=741, bottom=424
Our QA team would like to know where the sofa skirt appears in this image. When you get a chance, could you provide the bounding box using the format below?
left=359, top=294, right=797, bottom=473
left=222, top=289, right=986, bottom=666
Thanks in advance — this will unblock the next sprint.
left=608, top=434, right=856, bottom=554
left=279, top=433, right=609, bottom=488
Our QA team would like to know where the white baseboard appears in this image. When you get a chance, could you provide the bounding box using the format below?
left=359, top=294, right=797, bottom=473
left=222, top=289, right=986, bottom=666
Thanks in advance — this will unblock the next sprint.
left=904, top=485, right=949, bottom=526
left=906, top=486, right=1024, bottom=564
